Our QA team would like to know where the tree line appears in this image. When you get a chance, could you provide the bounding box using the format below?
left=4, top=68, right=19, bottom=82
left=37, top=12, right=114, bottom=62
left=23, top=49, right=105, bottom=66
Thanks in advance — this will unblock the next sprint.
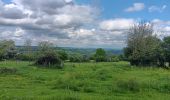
left=0, top=39, right=121, bottom=68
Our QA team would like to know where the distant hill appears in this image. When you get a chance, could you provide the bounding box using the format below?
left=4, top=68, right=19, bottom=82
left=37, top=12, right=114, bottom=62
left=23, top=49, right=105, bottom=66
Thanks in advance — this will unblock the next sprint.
left=16, top=46, right=123, bottom=55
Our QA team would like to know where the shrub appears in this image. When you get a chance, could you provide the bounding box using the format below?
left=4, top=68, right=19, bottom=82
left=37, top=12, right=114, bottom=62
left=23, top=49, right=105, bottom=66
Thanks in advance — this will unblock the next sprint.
left=116, top=79, right=140, bottom=93
left=53, top=76, right=96, bottom=93
left=82, top=55, right=90, bottom=62
left=69, top=54, right=90, bottom=63
left=16, top=53, right=35, bottom=61
left=69, top=55, right=82, bottom=63
left=95, top=56, right=106, bottom=62
left=58, top=50, right=68, bottom=61
left=0, top=67, right=17, bottom=74
left=53, top=78, right=80, bottom=92
left=106, top=55, right=120, bottom=62
left=111, top=55, right=120, bottom=62
left=35, top=51, right=63, bottom=68
left=96, top=69, right=111, bottom=81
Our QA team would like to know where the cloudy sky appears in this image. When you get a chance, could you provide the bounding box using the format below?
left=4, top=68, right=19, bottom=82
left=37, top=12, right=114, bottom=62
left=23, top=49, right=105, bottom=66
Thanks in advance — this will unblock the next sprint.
left=0, top=0, right=170, bottom=48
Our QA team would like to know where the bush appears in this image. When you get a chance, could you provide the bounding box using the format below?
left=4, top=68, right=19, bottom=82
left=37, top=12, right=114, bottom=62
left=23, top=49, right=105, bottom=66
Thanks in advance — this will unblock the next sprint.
left=106, top=55, right=120, bottom=62
left=69, top=56, right=81, bottom=63
left=16, top=53, right=35, bottom=61
left=111, top=55, right=120, bottom=62
left=53, top=78, right=80, bottom=91
left=82, top=55, right=90, bottom=62
left=116, top=79, right=140, bottom=93
left=53, top=80, right=96, bottom=93
left=0, top=67, right=17, bottom=74
left=95, top=56, right=106, bottom=62
left=35, top=51, right=63, bottom=68
left=69, top=54, right=90, bottom=63
left=58, top=50, right=68, bottom=61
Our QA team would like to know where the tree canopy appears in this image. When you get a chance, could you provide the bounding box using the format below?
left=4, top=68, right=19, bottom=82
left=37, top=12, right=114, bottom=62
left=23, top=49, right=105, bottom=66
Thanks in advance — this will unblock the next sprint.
left=124, top=22, right=163, bottom=66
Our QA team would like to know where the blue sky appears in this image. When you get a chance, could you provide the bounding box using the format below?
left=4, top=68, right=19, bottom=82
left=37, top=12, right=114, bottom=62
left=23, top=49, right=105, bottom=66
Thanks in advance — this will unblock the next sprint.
left=76, top=0, right=170, bottom=20
left=0, top=0, right=170, bottom=48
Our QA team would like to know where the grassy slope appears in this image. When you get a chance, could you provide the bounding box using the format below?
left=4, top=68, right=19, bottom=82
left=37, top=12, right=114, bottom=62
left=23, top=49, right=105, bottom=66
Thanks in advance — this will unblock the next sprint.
left=0, top=61, right=170, bottom=100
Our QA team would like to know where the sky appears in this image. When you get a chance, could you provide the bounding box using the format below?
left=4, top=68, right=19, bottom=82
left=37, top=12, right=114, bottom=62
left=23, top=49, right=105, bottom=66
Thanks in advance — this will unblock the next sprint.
left=0, top=0, right=170, bottom=49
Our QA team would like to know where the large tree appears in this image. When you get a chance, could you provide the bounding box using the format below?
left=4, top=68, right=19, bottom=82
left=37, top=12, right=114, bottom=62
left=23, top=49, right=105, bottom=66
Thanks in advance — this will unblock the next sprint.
left=124, top=22, right=162, bottom=66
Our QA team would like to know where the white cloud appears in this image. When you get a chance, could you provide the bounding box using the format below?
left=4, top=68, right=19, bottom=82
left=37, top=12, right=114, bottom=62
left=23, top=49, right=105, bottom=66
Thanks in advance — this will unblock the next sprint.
left=14, top=28, right=25, bottom=37
left=1, top=0, right=116, bottom=48
left=64, top=0, right=73, bottom=3
left=0, top=0, right=96, bottom=39
left=125, top=3, right=145, bottom=12
left=164, top=27, right=170, bottom=32
left=76, top=29, right=95, bottom=36
left=99, top=18, right=135, bottom=31
left=151, top=19, right=170, bottom=37
left=0, top=27, right=25, bottom=38
left=149, top=5, right=167, bottom=13
left=1, top=0, right=169, bottom=48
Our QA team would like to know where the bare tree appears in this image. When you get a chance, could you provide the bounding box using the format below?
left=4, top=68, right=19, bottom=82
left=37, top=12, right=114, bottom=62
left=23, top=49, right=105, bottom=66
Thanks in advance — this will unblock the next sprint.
left=24, top=39, right=32, bottom=54
left=38, top=41, right=54, bottom=53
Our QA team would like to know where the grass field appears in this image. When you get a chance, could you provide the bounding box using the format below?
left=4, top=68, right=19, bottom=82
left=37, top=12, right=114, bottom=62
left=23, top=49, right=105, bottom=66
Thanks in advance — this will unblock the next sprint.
left=0, top=61, right=170, bottom=100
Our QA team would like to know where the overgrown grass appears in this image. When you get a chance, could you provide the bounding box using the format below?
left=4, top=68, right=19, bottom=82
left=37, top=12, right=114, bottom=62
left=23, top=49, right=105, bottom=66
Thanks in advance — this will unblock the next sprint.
left=0, top=61, right=170, bottom=100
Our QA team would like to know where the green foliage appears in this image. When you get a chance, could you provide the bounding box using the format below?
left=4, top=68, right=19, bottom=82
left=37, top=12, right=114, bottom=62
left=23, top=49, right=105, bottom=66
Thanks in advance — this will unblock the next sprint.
left=0, top=40, right=17, bottom=60
left=81, top=55, right=90, bottom=62
left=69, top=54, right=82, bottom=62
left=108, top=55, right=120, bottom=62
left=124, top=22, right=163, bottom=66
left=35, top=51, right=63, bottom=68
left=162, top=36, right=170, bottom=65
left=94, top=48, right=106, bottom=62
left=58, top=50, right=68, bottom=61
left=35, top=41, right=64, bottom=68
left=16, top=53, right=35, bottom=61
left=69, top=54, right=90, bottom=63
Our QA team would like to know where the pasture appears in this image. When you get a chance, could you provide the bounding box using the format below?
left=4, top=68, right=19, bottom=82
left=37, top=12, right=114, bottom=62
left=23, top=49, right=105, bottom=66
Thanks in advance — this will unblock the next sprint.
left=0, top=61, right=170, bottom=100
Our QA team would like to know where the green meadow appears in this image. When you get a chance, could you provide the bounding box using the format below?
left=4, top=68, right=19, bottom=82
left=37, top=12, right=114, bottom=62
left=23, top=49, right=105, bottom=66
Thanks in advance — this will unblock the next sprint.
left=0, top=61, right=170, bottom=100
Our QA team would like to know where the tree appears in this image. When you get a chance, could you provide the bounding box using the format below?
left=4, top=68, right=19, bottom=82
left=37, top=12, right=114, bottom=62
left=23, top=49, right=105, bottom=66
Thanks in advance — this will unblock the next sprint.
left=38, top=41, right=54, bottom=53
left=35, top=51, right=63, bottom=68
left=162, top=36, right=170, bottom=66
left=124, top=22, right=162, bottom=66
left=36, top=41, right=63, bottom=68
left=20, top=39, right=34, bottom=61
left=0, top=40, right=17, bottom=60
left=94, top=48, right=106, bottom=62
left=24, top=39, right=32, bottom=54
